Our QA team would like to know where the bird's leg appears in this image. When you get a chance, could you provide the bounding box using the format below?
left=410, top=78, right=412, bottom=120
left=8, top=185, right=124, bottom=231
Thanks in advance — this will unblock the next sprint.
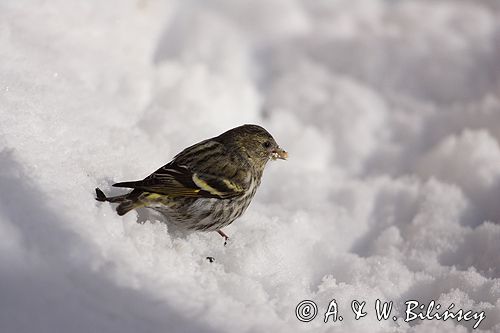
left=217, top=229, right=229, bottom=246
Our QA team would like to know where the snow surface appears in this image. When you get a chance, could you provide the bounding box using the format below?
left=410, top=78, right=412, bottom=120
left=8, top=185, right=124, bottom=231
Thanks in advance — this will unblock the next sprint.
left=1, top=0, right=500, bottom=332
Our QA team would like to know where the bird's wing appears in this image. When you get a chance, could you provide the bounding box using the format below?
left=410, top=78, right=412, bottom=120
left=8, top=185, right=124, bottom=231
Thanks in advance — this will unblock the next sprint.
left=112, top=162, right=247, bottom=199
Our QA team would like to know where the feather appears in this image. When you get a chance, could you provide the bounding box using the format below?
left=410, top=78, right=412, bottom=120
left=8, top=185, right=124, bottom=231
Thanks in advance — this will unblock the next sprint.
left=112, top=162, right=247, bottom=199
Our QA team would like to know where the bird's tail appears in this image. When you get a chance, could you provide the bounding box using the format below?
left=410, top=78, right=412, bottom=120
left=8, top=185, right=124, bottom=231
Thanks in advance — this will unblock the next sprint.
left=95, top=187, right=144, bottom=216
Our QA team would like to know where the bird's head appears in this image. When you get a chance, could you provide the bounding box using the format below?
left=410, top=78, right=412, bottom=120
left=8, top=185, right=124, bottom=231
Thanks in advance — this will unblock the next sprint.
left=219, top=124, right=287, bottom=168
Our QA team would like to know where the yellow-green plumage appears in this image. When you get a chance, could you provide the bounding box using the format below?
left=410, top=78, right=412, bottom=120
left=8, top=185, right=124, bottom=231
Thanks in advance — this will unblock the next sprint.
left=95, top=124, right=287, bottom=239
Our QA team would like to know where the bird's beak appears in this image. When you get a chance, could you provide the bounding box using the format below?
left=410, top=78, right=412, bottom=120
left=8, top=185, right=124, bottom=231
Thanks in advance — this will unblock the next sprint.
left=271, top=147, right=288, bottom=160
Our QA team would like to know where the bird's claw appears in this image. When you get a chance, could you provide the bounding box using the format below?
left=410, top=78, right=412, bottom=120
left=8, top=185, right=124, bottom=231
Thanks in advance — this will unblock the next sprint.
left=217, top=230, right=230, bottom=247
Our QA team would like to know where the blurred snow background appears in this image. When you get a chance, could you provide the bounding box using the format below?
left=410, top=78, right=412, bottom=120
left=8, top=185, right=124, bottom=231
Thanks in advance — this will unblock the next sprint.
left=1, top=0, right=500, bottom=332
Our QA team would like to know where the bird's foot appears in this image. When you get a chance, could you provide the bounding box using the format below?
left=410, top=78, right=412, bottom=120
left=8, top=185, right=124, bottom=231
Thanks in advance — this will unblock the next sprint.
left=217, top=229, right=230, bottom=247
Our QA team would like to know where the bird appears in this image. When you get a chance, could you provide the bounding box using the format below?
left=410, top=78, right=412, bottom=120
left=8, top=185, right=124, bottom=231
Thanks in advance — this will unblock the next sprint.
left=95, top=124, right=287, bottom=244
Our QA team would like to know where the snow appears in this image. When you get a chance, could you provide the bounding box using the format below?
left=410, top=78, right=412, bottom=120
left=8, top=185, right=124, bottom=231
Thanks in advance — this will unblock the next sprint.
left=1, top=0, right=500, bottom=332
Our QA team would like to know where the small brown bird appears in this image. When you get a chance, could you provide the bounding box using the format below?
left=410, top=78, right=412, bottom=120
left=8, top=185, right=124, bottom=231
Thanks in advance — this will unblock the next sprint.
left=96, top=124, right=287, bottom=244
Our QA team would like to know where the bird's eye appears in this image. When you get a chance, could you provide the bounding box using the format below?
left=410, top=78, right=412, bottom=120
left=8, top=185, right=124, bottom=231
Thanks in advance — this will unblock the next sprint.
left=263, top=141, right=272, bottom=149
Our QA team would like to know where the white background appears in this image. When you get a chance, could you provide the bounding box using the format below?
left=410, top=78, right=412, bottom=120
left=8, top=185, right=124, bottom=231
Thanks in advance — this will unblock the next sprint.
left=1, top=0, right=499, bottom=332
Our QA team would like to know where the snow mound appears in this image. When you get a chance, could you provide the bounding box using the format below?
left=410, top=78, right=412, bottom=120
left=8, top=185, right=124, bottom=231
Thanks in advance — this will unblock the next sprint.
left=1, top=0, right=500, bottom=332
